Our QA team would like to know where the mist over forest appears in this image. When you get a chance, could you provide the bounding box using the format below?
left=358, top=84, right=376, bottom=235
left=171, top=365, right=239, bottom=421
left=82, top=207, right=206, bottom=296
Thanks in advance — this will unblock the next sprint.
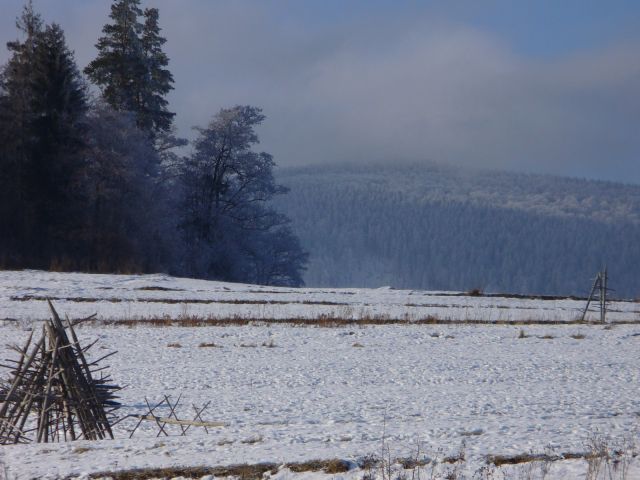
left=276, top=163, right=640, bottom=298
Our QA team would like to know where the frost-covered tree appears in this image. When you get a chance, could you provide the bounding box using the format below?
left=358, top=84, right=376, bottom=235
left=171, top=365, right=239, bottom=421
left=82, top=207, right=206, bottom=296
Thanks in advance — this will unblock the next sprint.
left=80, top=103, right=166, bottom=272
left=239, top=225, right=308, bottom=287
left=177, top=106, right=307, bottom=285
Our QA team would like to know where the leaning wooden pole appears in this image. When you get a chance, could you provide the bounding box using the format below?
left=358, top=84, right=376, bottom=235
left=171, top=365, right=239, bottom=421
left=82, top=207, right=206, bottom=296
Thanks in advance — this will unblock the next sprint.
left=600, top=266, right=608, bottom=324
left=64, top=314, right=114, bottom=439
left=580, top=273, right=600, bottom=322
left=130, top=414, right=227, bottom=429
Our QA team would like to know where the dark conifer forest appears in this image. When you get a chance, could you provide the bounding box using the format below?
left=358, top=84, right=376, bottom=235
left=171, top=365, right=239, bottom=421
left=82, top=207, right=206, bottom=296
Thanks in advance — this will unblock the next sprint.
left=0, top=1, right=307, bottom=286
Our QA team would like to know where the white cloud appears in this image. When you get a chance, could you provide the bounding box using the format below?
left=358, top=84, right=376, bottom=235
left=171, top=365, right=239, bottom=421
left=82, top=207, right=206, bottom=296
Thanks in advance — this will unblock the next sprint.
left=1, top=1, right=639, bottom=181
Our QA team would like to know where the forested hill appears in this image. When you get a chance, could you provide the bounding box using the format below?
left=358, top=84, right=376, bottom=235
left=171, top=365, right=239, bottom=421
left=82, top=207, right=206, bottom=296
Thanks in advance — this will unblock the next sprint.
left=274, top=163, right=640, bottom=298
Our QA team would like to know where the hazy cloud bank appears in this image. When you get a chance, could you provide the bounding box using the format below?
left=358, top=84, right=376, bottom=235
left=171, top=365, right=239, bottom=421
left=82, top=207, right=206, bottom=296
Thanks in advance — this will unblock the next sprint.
left=1, top=1, right=639, bottom=182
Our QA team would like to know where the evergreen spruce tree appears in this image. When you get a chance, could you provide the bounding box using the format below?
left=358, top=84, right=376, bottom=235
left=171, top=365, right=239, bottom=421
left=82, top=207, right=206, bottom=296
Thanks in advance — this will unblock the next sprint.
left=84, top=0, right=144, bottom=112
left=29, top=23, right=88, bottom=262
left=0, top=3, right=43, bottom=266
left=1, top=1, right=43, bottom=184
left=0, top=3, right=88, bottom=267
left=140, top=8, right=175, bottom=135
left=85, top=1, right=174, bottom=139
left=3, top=2, right=42, bottom=116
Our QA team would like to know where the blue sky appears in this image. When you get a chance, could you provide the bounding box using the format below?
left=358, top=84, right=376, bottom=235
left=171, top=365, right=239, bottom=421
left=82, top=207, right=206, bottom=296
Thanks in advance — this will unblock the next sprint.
left=1, top=1, right=639, bottom=182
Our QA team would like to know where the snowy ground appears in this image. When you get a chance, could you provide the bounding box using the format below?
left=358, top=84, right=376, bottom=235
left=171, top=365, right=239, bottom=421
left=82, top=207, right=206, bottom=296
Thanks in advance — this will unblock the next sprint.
left=1, top=270, right=638, bottom=325
left=0, top=271, right=639, bottom=479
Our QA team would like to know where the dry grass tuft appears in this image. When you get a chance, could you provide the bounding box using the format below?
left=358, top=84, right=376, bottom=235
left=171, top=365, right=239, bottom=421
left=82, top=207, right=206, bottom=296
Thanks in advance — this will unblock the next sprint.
left=240, top=435, right=263, bottom=444
left=352, top=342, right=365, bottom=348
left=136, top=286, right=184, bottom=292
left=571, top=333, right=586, bottom=340
left=443, top=452, right=465, bottom=464
left=488, top=453, right=550, bottom=467
left=286, top=459, right=351, bottom=474
left=397, top=457, right=429, bottom=470
left=72, top=446, right=91, bottom=454
left=166, top=342, right=182, bottom=348
left=198, top=342, right=220, bottom=348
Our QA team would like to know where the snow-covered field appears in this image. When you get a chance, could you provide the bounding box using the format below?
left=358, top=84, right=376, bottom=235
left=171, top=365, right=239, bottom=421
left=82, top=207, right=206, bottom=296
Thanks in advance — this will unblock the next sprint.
left=0, top=271, right=639, bottom=479
left=1, top=270, right=639, bottom=325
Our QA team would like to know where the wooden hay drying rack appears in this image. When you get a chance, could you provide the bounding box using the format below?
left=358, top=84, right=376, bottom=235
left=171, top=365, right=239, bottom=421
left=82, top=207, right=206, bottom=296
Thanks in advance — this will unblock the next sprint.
left=0, top=301, right=120, bottom=444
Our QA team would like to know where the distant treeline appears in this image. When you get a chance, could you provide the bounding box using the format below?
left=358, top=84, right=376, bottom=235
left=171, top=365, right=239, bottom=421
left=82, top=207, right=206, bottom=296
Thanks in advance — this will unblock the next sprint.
left=0, top=1, right=306, bottom=286
left=276, top=164, right=640, bottom=298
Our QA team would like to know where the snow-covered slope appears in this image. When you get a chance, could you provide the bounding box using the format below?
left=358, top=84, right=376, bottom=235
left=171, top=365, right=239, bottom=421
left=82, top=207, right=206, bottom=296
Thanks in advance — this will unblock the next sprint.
left=275, top=163, right=640, bottom=296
